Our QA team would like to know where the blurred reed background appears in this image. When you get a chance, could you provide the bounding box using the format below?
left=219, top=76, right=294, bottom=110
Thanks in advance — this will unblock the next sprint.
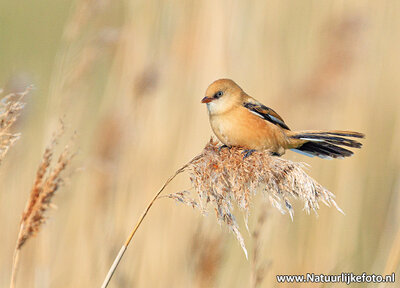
left=1, top=0, right=399, bottom=287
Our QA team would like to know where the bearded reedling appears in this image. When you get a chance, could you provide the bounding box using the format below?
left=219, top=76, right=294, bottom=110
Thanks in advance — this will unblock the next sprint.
left=202, top=79, right=364, bottom=159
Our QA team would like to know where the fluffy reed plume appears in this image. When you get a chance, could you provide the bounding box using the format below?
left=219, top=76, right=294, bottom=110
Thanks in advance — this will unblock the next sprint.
left=169, top=139, right=342, bottom=257
left=10, top=124, right=74, bottom=288
left=0, top=87, right=29, bottom=164
left=102, top=138, right=341, bottom=287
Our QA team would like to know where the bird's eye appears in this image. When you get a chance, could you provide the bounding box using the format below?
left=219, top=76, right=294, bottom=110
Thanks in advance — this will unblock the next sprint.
left=214, top=91, right=223, bottom=99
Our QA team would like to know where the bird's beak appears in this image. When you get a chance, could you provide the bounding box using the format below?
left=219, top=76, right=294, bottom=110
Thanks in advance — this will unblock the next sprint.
left=201, top=96, right=213, bottom=103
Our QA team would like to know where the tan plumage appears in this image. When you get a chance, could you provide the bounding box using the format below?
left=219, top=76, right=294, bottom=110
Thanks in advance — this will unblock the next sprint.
left=201, top=79, right=364, bottom=158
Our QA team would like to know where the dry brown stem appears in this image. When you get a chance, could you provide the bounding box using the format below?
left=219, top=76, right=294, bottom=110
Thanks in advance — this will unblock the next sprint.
left=101, top=155, right=202, bottom=288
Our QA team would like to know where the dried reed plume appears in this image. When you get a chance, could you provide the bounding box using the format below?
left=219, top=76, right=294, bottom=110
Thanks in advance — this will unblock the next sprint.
left=10, top=123, right=74, bottom=288
left=169, top=139, right=342, bottom=257
left=0, top=87, right=29, bottom=164
left=102, top=138, right=341, bottom=287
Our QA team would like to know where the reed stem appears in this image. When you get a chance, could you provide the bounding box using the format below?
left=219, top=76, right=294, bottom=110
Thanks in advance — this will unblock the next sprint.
left=10, top=225, right=23, bottom=288
left=101, top=159, right=197, bottom=288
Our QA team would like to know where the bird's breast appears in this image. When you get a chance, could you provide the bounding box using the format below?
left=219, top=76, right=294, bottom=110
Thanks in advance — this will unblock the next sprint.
left=209, top=107, right=289, bottom=153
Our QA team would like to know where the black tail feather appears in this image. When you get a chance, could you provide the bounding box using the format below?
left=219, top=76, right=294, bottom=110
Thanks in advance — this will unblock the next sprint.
left=291, top=134, right=362, bottom=148
left=291, top=131, right=364, bottom=159
left=315, top=131, right=364, bottom=138
left=295, top=141, right=353, bottom=159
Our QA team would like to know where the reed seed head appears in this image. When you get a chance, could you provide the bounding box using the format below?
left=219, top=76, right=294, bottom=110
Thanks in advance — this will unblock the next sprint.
left=16, top=123, right=74, bottom=249
left=167, top=139, right=342, bottom=257
left=0, top=87, right=29, bottom=164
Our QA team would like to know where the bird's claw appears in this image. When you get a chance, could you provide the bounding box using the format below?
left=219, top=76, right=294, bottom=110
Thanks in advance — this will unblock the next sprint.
left=242, top=149, right=256, bottom=159
left=219, top=144, right=231, bottom=152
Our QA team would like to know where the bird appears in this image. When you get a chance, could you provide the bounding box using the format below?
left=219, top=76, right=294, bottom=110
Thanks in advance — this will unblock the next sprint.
left=201, top=79, right=364, bottom=159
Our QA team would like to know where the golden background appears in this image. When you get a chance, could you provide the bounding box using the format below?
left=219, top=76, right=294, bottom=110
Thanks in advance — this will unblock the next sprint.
left=1, top=0, right=399, bottom=287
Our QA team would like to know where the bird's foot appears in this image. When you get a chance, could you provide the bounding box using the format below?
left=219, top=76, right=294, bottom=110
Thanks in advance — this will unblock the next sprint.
left=219, top=144, right=231, bottom=152
left=242, top=149, right=256, bottom=159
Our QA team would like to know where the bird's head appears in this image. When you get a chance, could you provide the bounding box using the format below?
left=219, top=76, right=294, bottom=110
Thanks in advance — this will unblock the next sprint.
left=201, top=79, right=243, bottom=115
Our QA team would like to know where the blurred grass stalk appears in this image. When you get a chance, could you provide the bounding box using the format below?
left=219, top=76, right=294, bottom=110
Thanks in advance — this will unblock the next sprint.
left=0, top=88, right=28, bottom=288
left=10, top=123, right=74, bottom=288
left=0, top=88, right=27, bottom=288
left=101, top=159, right=195, bottom=288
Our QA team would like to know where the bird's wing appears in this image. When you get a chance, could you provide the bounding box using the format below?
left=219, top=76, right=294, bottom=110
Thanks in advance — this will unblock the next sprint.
left=243, top=98, right=290, bottom=130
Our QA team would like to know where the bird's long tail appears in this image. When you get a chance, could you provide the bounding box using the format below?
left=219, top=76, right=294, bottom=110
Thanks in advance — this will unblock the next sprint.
left=288, top=130, right=365, bottom=159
